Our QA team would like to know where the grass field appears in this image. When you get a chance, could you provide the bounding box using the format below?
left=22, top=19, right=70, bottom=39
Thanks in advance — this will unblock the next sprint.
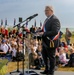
left=5, top=61, right=74, bottom=74
left=0, top=59, right=8, bottom=70
left=61, top=34, right=74, bottom=44
left=0, top=35, right=74, bottom=74
left=0, top=59, right=8, bottom=75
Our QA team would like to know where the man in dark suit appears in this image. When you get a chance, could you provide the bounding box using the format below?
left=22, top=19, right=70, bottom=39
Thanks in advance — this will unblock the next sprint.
left=40, top=6, right=61, bottom=75
left=30, top=25, right=35, bottom=33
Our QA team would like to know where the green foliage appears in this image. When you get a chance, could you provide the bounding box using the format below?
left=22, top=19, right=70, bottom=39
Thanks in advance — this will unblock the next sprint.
left=0, top=65, right=7, bottom=75
left=0, top=59, right=8, bottom=75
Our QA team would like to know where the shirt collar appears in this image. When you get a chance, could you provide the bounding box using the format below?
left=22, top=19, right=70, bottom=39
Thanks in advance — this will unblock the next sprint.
left=47, top=14, right=53, bottom=19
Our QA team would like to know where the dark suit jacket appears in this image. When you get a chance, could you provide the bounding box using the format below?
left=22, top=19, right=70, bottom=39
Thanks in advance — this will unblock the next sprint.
left=42, top=15, right=61, bottom=48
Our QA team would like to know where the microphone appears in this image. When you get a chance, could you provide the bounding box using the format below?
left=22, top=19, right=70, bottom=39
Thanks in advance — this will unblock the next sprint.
left=13, top=14, right=38, bottom=28
left=26, top=13, right=38, bottom=20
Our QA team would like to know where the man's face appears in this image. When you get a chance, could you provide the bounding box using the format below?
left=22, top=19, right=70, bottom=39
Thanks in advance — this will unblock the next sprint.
left=45, top=8, right=52, bottom=17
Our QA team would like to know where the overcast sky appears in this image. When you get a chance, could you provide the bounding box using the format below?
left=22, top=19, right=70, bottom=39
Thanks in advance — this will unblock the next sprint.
left=0, top=0, right=74, bottom=28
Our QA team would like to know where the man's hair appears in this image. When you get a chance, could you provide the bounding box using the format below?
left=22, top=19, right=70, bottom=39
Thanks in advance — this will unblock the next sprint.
left=45, top=6, right=54, bottom=12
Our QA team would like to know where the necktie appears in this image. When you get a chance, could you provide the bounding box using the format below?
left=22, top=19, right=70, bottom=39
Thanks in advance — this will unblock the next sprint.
left=42, top=18, right=48, bottom=32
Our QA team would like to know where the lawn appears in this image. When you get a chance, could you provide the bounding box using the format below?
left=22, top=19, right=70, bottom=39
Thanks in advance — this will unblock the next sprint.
left=0, top=59, right=8, bottom=70
left=0, top=59, right=8, bottom=75
left=61, top=34, right=74, bottom=44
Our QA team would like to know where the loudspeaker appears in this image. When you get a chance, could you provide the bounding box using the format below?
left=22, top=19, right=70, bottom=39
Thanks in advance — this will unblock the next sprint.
left=19, top=17, right=22, bottom=22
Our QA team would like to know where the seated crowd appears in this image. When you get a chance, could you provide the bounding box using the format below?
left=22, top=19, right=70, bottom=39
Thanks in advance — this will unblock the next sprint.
left=0, top=35, right=24, bottom=61
left=0, top=29, right=74, bottom=70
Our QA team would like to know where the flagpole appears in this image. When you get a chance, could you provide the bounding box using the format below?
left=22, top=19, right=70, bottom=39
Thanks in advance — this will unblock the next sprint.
left=1, top=19, right=3, bottom=26
left=14, top=18, right=15, bottom=25
left=5, top=18, right=7, bottom=28
left=34, top=19, right=36, bottom=27
left=40, top=20, right=42, bottom=28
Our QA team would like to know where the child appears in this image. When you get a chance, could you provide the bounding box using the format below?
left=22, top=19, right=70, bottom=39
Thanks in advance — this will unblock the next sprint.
left=33, top=52, right=41, bottom=70
left=68, top=47, right=74, bottom=67
left=36, top=45, right=44, bottom=67
left=11, top=44, right=17, bottom=61
left=59, top=47, right=69, bottom=66
left=29, top=45, right=35, bottom=69
left=16, top=44, right=24, bottom=61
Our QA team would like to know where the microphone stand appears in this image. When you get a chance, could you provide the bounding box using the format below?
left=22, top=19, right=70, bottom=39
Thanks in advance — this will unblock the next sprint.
left=20, top=20, right=31, bottom=75
left=10, top=24, right=22, bottom=75
left=10, top=18, right=31, bottom=75
left=20, top=20, right=39, bottom=75
left=10, top=15, right=38, bottom=75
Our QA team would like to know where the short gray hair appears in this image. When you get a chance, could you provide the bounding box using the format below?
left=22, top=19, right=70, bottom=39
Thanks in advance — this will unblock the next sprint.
left=45, top=6, right=54, bottom=12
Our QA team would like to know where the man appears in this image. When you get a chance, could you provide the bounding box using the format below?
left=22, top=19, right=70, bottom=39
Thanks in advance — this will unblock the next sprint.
left=30, top=25, right=35, bottom=33
left=0, top=39, right=8, bottom=56
left=40, top=6, right=60, bottom=75
left=65, top=28, right=72, bottom=45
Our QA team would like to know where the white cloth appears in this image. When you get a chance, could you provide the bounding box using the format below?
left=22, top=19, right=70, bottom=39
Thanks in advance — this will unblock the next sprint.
left=7, top=43, right=12, bottom=51
left=0, top=44, right=8, bottom=53
left=59, top=53, right=69, bottom=63
left=34, top=46, right=37, bottom=52
left=11, top=48, right=17, bottom=57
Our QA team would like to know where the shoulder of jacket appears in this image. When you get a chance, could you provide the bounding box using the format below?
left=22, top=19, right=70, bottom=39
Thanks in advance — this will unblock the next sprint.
left=53, top=15, right=58, bottom=20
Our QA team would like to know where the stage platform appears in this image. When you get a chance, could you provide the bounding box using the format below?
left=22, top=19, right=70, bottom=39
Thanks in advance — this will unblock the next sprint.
left=5, top=69, right=74, bottom=75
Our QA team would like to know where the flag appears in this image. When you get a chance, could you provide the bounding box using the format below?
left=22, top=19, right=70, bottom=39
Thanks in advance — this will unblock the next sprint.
left=1, top=19, right=3, bottom=26
left=5, top=27, right=8, bottom=36
left=34, top=19, right=36, bottom=27
left=40, top=21, right=42, bottom=27
left=25, top=20, right=30, bottom=32
left=14, top=18, right=16, bottom=25
left=26, top=20, right=28, bottom=28
left=5, top=18, right=7, bottom=26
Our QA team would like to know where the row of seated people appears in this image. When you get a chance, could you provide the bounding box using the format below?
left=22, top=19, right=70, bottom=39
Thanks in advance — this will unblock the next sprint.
left=0, top=36, right=74, bottom=70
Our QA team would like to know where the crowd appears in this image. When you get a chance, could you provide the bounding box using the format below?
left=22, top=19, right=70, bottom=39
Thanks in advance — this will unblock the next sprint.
left=0, top=25, right=74, bottom=70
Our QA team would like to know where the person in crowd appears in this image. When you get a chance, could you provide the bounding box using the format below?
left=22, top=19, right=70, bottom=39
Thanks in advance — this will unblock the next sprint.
left=30, top=52, right=41, bottom=70
left=36, top=45, right=45, bottom=67
left=65, top=28, right=72, bottom=45
left=0, top=39, right=8, bottom=56
left=11, top=44, right=17, bottom=61
left=16, top=44, right=24, bottom=61
left=30, top=25, right=35, bottom=33
left=29, top=44, right=35, bottom=69
left=59, top=31, right=63, bottom=39
left=64, top=47, right=69, bottom=59
left=68, top=47, right=74, bottom=67
left=33, top=39, right=38, bottom=51
left=6, top=38, right=12, bottom=54
left=11, top=36, right=17, bottom=46
left=58, top=31, right=63, bottom=48
left=60, top=40, right=67, bottom=48
left=36, top=45, right=42, bottom=55
left=9, top=30, right=13, bottom=37
left=59, top=47, right=69, bottom=66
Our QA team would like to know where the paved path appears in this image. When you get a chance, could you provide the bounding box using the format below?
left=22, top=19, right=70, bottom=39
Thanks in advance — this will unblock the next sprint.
left=6, top=70, right=74, bottom=75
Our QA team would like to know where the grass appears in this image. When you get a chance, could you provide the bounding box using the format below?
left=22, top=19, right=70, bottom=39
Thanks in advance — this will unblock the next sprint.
left=61, top=34, right=74, bottom=44
left=0, top=59, right=8, bottom=70
left=0, top=59, right=8, bottom=75
left=58, top=67, right=74, bottom=71
left=5, top=61, right=74, bottom=73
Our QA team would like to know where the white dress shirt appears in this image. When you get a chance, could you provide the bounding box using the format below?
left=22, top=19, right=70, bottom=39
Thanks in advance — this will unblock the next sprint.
left=0, top=43, right=8, bottom=53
